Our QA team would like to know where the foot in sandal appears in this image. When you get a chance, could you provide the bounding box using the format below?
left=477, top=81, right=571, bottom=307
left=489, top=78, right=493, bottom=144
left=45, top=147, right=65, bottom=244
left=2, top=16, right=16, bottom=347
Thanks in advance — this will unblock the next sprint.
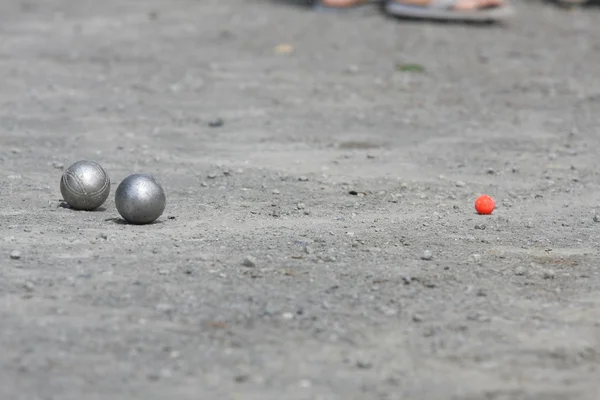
left=313, top=0, right=380, bottom=11
left=316, top=0, right=513, bottom=21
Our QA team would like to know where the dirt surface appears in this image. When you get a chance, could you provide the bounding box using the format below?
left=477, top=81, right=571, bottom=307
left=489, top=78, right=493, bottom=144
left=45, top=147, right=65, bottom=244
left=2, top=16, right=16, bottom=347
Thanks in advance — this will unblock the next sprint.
left=1, top=1, right=600, bottom=399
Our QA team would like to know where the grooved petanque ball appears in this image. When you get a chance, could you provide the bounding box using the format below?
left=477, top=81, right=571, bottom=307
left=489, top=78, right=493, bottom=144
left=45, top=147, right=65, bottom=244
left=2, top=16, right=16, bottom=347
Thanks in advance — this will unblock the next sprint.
left=60, top=160, right=111, bottom=210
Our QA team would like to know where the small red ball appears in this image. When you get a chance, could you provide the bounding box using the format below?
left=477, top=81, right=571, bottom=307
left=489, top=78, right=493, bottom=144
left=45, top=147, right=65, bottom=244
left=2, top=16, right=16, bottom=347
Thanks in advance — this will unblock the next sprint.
left=475, top=195, right=495, bottom=215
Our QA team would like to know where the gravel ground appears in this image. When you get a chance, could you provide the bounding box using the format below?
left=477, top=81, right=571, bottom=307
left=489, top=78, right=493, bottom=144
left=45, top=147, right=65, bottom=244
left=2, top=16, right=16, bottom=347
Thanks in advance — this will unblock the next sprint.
left=1, top=1, right=600, bottom=399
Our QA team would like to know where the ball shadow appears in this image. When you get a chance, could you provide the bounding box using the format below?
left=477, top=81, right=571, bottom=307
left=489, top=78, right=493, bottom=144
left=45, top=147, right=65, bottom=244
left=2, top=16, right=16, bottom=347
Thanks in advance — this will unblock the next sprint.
left=384, top=13, right=507, bottom=28
left=58, top=201, right=107, bottom=212
left=104, top=217, right=165, bottom=226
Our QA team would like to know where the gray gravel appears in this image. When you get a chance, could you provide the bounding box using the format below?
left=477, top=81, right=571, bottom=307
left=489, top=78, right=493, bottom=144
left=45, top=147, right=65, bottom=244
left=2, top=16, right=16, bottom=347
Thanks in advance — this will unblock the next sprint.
left=1, top=0, right=600, bottom=399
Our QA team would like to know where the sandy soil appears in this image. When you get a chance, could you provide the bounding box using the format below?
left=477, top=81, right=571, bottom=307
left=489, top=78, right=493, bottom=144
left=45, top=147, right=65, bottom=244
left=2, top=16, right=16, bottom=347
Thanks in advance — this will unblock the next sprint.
left=1, top=0, right=600, bottom=399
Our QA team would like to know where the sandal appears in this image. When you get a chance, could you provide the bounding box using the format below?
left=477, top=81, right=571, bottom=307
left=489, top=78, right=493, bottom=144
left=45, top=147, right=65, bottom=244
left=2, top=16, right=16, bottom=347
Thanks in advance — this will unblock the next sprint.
left=384, top=0, right=513, bottom=22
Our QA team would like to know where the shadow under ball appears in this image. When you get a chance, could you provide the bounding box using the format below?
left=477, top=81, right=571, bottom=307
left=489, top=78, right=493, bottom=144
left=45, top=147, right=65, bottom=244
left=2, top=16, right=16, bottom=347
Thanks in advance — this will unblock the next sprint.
left=115, top=174, right=166, bottom=224
left=60, top=160, right=111, bottom=210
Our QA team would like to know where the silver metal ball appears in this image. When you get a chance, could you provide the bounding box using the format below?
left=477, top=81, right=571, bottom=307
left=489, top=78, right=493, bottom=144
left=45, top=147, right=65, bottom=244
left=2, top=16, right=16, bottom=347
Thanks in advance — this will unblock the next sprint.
left=60, top=160, right=111, bottom=210
left=115, top=174, right=166, bottom=224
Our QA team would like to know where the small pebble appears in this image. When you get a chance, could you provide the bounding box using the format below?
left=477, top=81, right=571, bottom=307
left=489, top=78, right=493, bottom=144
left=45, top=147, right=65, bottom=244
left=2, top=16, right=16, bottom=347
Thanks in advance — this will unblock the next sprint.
left=594, top=215, right=600, bottom=223
left=346, top=64, right=359, bottom=74
left=514, top=266, right=527, bottom=276
left=355, top=360, right=373, bottom=369
left=304, top=245, right=313, bottom=255
left=380, top=306, right=398, bottom=316
left=207, top=173, right=218, bottom=179
left=234, top=374, right=250, bottom=383
left=467, top=312, right=491, bottom=322
left=542, top=269, right=556, bottom=279
left=296, top=203, right=306, bottom=210
left=274, top=43, right=294, bottom=54
left=272, top=189, right=280, bottom=195
left=455, top=181, right=466, bottom=187
left=242, top=255, right=257, bottom=268
left=299, top=379, right=312, bottom=389
left=10, top=250, right=21, bottom=260
left=421, top=250, right=433, bottom=261
left=298, top=176, right=309, bottom=182
left=474, top=224, right=486, bottom=230
left=323, top=255, right=337, bottom=262
left=156, top=303, right=174, bottom=312
left=469, top=254, right=482, bottom=264
left=208, top=118, right=224, bottom=127
left=147, top=372, right=160, bottom=381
